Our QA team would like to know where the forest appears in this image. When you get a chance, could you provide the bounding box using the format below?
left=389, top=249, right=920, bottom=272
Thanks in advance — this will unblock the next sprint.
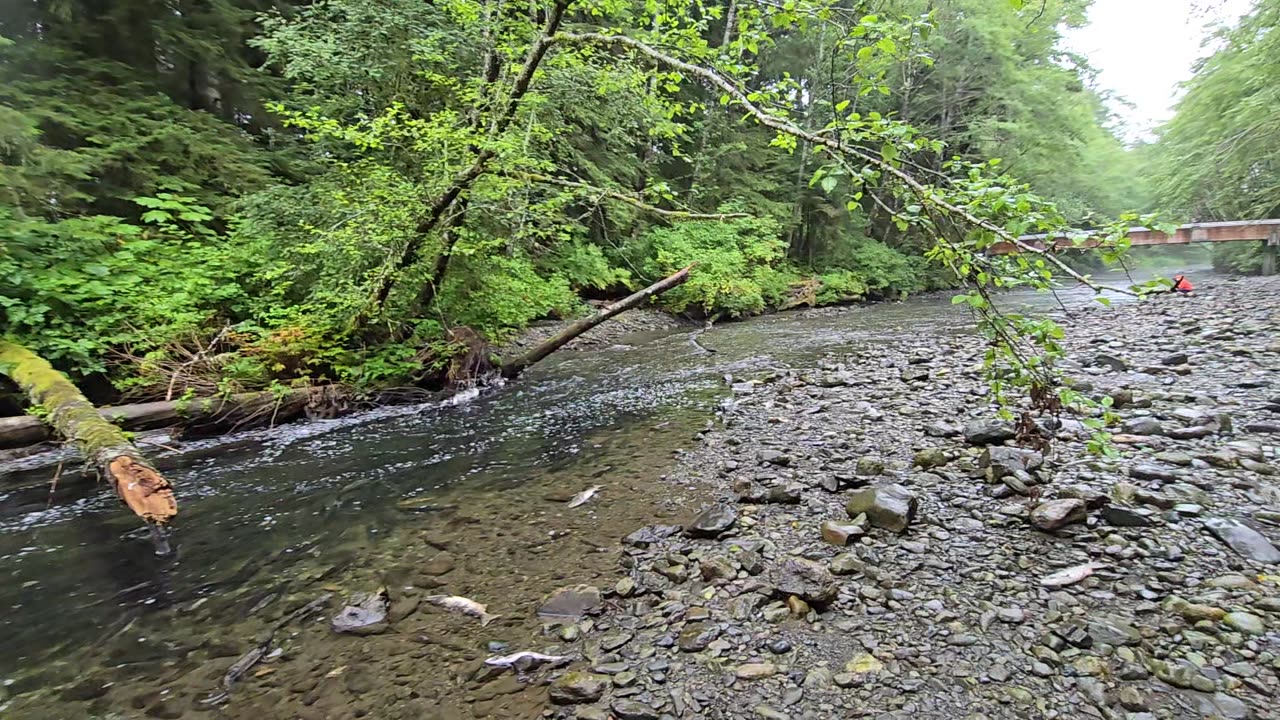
left=0, top=0, right=1273, bottom=404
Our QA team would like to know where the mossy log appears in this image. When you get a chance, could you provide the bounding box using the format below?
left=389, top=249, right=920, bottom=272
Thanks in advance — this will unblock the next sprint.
left=0, top=341, right=177, bottom=526
left=0, top=388, right=315, bottom=451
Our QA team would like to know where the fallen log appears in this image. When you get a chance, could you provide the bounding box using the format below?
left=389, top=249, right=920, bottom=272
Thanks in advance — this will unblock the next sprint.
left=500, top=264, right=694, bottom=378
left=0, top=388, right=315, bottom=451
left=0, top=340, right=177, bottom=528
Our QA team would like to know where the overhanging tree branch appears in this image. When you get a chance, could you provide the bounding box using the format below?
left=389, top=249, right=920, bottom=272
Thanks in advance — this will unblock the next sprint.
left=515, top=172, right=750, bottom=220
left=361, top=0, right=570, bottom=323
left=558, top=31, right=1135, bottom=297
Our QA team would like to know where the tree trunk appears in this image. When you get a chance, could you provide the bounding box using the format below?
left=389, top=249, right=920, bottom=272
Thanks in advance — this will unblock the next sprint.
left=0, top=341, right=177, bottom=527
left=500, top=264, right=694, bottom=378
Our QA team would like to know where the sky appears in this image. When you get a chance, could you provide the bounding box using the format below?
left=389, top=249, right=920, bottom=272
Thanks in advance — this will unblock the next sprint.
left=1062, top=0, right=1255, bottom=142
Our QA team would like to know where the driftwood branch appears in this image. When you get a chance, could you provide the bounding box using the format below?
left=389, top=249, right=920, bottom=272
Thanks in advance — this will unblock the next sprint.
left=0, top=340, right=177, bottom=528
left=500, top=263, right=694, bottom=378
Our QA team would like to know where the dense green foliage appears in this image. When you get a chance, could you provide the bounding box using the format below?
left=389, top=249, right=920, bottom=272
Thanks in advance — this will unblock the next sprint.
left=1, top=0, right=1152, bottom=396
left=1148, top=0, right=1280, bottom=274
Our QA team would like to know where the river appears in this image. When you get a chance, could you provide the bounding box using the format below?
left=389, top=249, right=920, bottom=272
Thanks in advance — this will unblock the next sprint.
left=0, top=263, right=1201, bottom=718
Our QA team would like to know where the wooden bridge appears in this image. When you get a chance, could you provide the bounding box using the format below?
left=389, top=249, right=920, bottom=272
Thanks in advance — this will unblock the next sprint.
left=991, top=219, right=1280, bottom=275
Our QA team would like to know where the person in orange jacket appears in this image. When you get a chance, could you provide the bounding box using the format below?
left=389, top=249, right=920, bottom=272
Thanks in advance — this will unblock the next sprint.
left=1171, top=274, right=1194, bottom=294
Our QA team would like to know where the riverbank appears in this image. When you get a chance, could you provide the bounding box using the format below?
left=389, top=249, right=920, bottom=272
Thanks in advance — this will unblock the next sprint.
left=545, top=275, right=1279, bottom=720
left=2, top=275, right=1275, bottom=720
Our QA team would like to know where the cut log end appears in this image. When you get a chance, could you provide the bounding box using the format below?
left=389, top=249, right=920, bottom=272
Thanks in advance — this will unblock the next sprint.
left=106, top=454, right=178, bottom=526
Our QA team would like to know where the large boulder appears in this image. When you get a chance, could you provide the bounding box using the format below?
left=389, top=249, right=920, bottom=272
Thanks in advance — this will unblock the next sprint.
left=1029, top=498, right=1088, bottom=531
left=845, top=484, right=917, bottom=533
left=765, top=557, right=837, bottom=604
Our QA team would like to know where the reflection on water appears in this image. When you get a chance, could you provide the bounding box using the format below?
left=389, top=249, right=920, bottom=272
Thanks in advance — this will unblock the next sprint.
left=0, top=260, right=1193, bottom=716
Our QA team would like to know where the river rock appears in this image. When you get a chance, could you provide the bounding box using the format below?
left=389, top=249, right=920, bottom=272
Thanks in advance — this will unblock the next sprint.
left=765, top=557, right=837, bottom=604
left=538, top=585, right=603, bottom=621
left=734, top=663, right=778, bottom=679
left=1223, top=612, right=1265, bottom=635
left=549, top=672, right=609, bottom=704
left=733, top=479, right=769, bottom=503
left=624, top=524, right=681, bottom=547
left=855, top=456, right=885, bottom=476
left=684, top=503, right=737, bottom=537
left=1092, top=353, right=1128, bottom=372
left=1196, top=693, right=1249, bottom=720
left=611, top=699, right=660, bottom=720
left=1122, top=417, right=1164, bottom=436
left=980, top=446, right=1043, bottom=478
left=901, top=367, right=930, bottom=382
left=1161, top=352, right=1189, bottom=366
left=845, top=483, right=917, bottom=532
left=1162, top=596, right=1225, bottom=623
left=1130, top=463, right=1180, bottom=482
left=913, top=447, right=948, bottom=469
left=1102, top=505, right=1152, bottom=527
left=758, top=449, right=791, bottom=466
left=679, top=623, right=718, bottom=652
left=332, top=590, right=390, bottom=635
left=1029, top=498, right=1087, bottom=531
left=964, top=419, right=1015, bottom=445
left=1087, top=614, right=1141, bottom=646
left=1204, top=517, right=1280, bottom=563
left=1167, top=425, right=1215, bottom=440
left=420, top=552, right=456, bottom=576
left=830, top=554, right=863, bottom=576
left=821, top=518, right=865, bottom=546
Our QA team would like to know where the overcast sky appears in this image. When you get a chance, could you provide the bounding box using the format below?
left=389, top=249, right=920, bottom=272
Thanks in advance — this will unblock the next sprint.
left=1061, top=0, right=1255, bottom=142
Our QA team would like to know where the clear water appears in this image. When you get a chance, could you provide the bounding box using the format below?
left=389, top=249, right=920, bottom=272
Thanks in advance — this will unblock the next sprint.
left=0, top=262, right=1193, bottom=718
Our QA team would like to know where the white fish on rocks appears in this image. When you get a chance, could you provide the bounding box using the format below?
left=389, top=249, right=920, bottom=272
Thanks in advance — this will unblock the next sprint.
left=483, top=651, right=569, bottom=668
left=1040, top=562, right=1106, bottom=588
left=567, top=485, right=601, bottom=509
left=426, top=595, right=499, bottom=626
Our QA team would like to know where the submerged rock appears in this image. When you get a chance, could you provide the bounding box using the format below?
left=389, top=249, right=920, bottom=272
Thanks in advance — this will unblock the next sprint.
left=538, top=585, right=603, bottom=622
left=845, top=483, right=917, bottom=533
left=332, top=590, right=390, bottom=635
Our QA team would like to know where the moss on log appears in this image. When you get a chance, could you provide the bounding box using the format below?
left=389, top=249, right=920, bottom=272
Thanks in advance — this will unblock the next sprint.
left=0, top=341, right=177, bottom=526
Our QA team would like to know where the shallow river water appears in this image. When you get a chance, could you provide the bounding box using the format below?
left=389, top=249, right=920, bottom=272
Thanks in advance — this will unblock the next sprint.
left=0, top=264, right=1199, bottom=718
